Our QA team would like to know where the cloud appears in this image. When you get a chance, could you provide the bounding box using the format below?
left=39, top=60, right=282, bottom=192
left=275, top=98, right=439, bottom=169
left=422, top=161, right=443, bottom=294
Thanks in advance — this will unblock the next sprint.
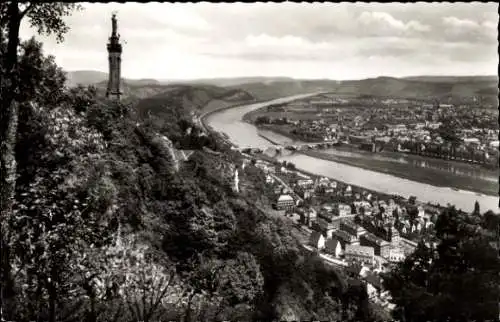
left=443, top=16, right=479, bottom=29
left=17, top=2, right=499, bottom=80
left=441, top=16, right=497, bottom=43
left=357, top=11, right=431, bottom=36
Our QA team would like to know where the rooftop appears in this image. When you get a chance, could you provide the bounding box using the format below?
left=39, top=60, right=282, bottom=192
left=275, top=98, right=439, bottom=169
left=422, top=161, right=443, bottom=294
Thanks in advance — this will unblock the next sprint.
left=334, top=230, right=357, bottom=242
left=362, top=233, right=390, bottom=246
left=345, top=244, right=375, bottom=256
left=309, top=231, right=325, bottom=244
left=278, top=194, right=294, bottom=202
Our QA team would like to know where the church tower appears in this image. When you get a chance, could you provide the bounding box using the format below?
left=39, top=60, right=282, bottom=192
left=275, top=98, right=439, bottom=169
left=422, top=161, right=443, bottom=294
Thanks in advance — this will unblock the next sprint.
left=106, top=13, right=122, bottom=100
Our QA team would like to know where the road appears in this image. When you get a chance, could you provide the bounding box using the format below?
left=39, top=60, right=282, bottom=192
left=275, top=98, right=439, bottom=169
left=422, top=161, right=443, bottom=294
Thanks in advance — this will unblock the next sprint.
left=302, top=244, right=348, bottom=268
left=270, top=172, right=303, bottom=203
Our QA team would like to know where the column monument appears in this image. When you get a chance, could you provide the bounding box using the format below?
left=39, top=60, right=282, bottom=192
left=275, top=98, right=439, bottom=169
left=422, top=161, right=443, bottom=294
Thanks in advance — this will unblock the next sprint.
left=106, top=13, right=122, bottom=100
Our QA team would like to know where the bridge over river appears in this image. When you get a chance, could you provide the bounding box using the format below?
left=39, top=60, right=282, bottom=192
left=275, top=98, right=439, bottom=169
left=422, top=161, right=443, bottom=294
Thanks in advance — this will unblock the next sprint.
left=232, top=140, right=339, bottom=153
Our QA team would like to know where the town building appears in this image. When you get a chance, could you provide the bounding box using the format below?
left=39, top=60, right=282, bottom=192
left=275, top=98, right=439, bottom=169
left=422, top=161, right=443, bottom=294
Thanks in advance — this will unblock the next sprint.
left=388, top=248, right=406, bottom=262
left=277, top=194, right=294, bottom=211
left=334, top=203, right=352, bottom=217
left=318, top=177, right=331, bottom=187
left=265, top=174, right=275, bottom=184
left=325, top=238, right=343, bottom=257
left=316, top=213, right=341, bottom=238
left=364, top=273, right=384, bottom=299
left=344, top=244, right=375, bottom=265
left=298, top=207, right=317, bottom=227
left=344, top=185, right=353, bottom=197
left=353, top=201, right=372, bottom=215
left=373, top=255, right=389, bottom=272
left=309, top=231, right=326, bottom=250
left=399, top=238, right=418, bottom=256
left=333, top=230, right=359, bottom=246
left=390, top=227, right=401, bottom=245
left=340, top=219, right=366, bottom=238
left=360, top=233, right=392, bottom=258
left=297, top=187, right=315, bottom=199
left=297, top=178, right=314, bottom=188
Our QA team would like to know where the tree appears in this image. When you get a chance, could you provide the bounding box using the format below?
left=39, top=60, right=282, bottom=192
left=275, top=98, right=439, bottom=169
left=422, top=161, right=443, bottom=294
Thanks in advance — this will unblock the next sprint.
left=1, top=3, right=81, bottom=314
left=383, top=206, right=500, bottom=322
left=3, top=104, right=114, bottom=321
left=255, top=116, right=270, bottom=125
left=1, top=0, right=81, bottom=220
left=79, top=232, right=185, bottom=322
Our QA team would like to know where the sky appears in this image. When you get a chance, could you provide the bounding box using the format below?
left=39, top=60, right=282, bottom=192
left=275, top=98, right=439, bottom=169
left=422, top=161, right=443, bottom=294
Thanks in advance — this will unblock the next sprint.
left=19, top=2, right=499, bottom=81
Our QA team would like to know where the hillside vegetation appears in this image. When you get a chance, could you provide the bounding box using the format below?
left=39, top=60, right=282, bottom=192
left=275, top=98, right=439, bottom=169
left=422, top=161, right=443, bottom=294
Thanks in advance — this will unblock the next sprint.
left=2, top=32, right=377, bottom=322
left=134, top=84, right=255, bottom=118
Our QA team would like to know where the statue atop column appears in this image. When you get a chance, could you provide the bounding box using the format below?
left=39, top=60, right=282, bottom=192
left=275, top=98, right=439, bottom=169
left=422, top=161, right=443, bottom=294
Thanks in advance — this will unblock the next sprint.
left=111, top=12, right=118, bottom=38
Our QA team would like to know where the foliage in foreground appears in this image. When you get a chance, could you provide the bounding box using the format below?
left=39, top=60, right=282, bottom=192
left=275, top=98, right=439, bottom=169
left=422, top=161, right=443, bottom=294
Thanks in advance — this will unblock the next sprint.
left=1, top=35, right=378, bottom=322
left=383, top=206, right=500, bottom=322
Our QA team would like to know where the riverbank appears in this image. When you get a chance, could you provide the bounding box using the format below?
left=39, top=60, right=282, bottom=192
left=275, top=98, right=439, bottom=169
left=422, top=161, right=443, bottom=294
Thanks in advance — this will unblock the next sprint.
left=251, top=126, right=498, bottom=197
left=199, top=98, right=260, bottom=133
left=255, top=151, right=444, bottom=213
left=201, top=91, right=325, bottom=132
left=299, top=150, right=497, bottom=197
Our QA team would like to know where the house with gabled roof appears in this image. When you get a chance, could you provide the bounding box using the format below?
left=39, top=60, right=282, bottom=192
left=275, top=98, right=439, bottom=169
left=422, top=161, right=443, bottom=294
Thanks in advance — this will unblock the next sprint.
left=325, top=238, right=343, bottom=257
left=309, top=231, right=326, bottom=250
left=365, top=272, right=384, bottom=299
left=333, top=229, right=359, bottom=246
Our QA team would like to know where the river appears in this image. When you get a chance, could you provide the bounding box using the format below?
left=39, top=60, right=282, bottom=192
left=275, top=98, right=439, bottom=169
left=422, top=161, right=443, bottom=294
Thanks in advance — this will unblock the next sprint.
left=205, top=94, right=499, bottom=213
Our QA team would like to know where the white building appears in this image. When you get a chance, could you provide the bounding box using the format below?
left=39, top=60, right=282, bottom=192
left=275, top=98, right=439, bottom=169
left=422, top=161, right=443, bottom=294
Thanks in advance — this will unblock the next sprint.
left=345, top=244, right=375, bottom=265
left=388, top=249, right=406, bottom=262
left=336, top=203, right=352, bottom=217
left=309, top=231, right=326, bottom=250
left=325, top=238, right=343, bottom=257
left=277, top=194, right=294, bottom=210
left=297, top=178, right=314, bottom=188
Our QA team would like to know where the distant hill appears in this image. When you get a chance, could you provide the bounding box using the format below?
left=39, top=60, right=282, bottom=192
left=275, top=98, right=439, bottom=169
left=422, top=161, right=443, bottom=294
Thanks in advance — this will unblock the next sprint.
left=230, top=76, right=499, bottom=106
left=65, top=70, right=161, bottom=88
left=67, top=70, right=498, bottom=107
left=134, top=84, right=256, bottom=119
left=228, top=79, right=337, bottom=101
left=175, top=76, right=295, bottom=87
left=403, top=75, right=498, bottom=83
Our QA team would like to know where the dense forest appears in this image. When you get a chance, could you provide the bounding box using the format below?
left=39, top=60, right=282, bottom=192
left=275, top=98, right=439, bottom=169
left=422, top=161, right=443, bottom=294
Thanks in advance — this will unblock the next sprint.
left=1, top=3, right=499, bottom=322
